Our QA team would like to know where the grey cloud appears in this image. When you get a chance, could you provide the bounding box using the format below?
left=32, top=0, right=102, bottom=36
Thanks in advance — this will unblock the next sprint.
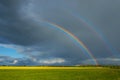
left=0, top=43, right=87, bottom=65
left=82, top=57, right=120, bottom=65
left=0, top=56, right=14, bottom=65
left=0, top=56, right=37, bottom=65
left=0, top=0, right=120, bottom=65
left=0, top=56, right=77, bottom=66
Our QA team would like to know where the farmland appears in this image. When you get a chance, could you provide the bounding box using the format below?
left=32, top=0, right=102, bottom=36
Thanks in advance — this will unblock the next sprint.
left=0, top=66, right=120, bottom=80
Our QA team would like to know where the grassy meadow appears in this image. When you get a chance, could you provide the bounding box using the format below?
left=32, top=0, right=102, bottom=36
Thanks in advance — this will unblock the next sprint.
left=0, top=66, right=120, bottom=80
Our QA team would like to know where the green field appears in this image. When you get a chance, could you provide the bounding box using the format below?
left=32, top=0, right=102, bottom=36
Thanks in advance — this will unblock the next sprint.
left=0, top=67, right=120, bottom=80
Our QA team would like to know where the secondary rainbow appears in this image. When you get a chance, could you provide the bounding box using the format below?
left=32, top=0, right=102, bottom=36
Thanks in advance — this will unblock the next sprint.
left=69, top=12, right=119, bottom=55
left=43, top=21, right=98, bottom=65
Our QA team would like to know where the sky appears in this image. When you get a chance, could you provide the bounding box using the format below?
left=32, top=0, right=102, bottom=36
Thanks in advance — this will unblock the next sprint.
left=0, top=0, right=120, bottom=65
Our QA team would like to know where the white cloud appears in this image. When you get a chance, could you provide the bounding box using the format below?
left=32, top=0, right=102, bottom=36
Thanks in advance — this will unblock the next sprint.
left=0, top=58, right=4, bottom=62
left=0, top=44, right=44, bottom=57
left=0, top=44, right=24, bottom=52
left=12, top=60, right=18, bottom=64
left=39, top=58, right=65, bottom=64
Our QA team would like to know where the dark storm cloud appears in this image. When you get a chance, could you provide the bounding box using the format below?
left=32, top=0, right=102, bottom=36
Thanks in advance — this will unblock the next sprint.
left=0, top=0, right=120, bottom=65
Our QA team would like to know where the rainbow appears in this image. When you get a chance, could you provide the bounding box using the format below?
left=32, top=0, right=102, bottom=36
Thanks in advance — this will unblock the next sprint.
left=42, top=21, right=98, bottom=65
